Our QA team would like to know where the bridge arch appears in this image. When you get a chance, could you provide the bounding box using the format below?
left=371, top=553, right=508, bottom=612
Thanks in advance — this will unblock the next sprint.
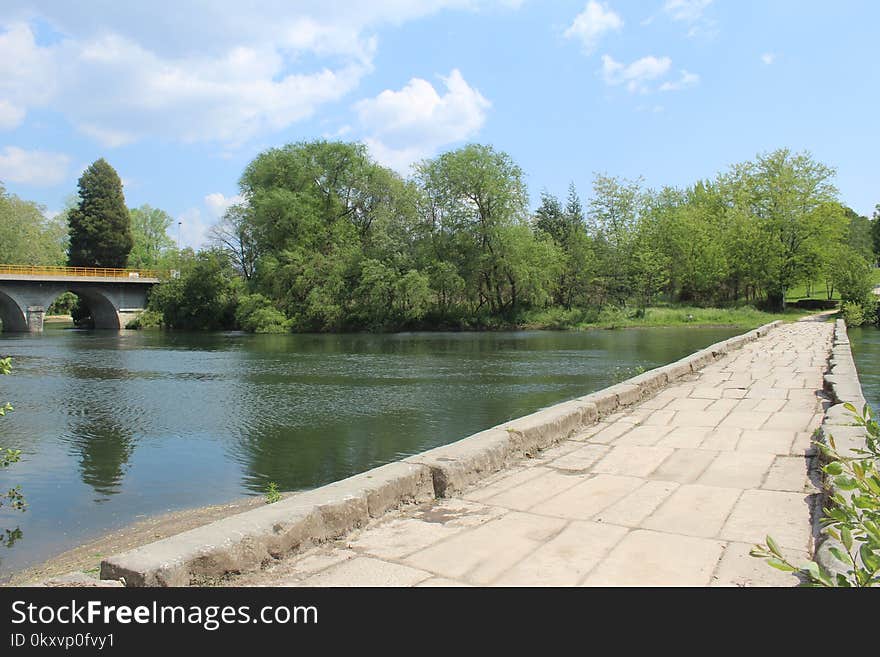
left=64, top=287, right=124, bottom=330
left=0, top=289, right=28, bottom=332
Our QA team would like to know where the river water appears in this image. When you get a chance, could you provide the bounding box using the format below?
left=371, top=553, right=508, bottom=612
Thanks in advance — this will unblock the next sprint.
left=0, top=324, right=744, bottom=576
left=848, top=326, right=880, bottom=412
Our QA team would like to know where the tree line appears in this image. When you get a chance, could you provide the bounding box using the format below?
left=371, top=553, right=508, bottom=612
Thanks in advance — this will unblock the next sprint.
left=171, top=141, right=880, bottom=331
left=1, top=144, right=878, bottom=331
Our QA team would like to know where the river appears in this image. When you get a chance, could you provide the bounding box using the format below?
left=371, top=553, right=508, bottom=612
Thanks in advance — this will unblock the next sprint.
left=0, top=324, right=744, bottom=577
left=848, top=326, right=880, bottom=412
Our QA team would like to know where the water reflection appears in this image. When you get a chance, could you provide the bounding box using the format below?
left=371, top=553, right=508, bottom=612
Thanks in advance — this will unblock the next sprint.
left=66, top=405, right=135, bottom=500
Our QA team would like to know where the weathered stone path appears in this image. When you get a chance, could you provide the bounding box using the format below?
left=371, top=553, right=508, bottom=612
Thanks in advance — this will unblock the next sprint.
left=232, top=320, right=833, bottom=587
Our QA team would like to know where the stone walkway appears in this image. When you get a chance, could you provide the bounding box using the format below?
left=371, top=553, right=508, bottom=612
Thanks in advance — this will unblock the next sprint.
left=232, top=320, right=833, bottom=587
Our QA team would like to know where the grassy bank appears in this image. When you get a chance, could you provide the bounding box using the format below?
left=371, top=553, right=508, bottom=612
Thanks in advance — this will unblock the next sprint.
left=519, top=305, right=815, bottom=331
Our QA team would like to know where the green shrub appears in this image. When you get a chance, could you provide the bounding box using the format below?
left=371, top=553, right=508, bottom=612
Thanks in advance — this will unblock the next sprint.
left=842, top=296, right=878, bottom=327
left=1, top=357, right=25, bottom=547
left=751, top=403, right=880, bottom=587
left=148, top=249, right=241, bottom=330
left=264, top=482, right=282, bottom=504
left=842, top=301, right=866, bottom=326
left=47, top=291, right=78, bottom=315
left=125, top=309, right=164, bottom=329
left=236, top=294, right=292, bottom=333
left=597, top=305, right=627, bottom=328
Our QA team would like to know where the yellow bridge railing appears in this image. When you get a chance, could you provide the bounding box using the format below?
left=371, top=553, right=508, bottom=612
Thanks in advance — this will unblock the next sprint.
left=0, top=264, right=162, bottom=279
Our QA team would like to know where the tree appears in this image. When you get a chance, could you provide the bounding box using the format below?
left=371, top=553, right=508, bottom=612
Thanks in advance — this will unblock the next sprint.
left=67, top=159, right=133, bottom=268
left=588, top=174, right=644, bottom=305
left=872, top=204, right=880, bottom=264
left=148, top=249, right=240, bottom=330
left=416, top=144, right=530, bottom=314
left=839, top=206, right=874, bottom=263
left=0, top=183, right=67, bottom=266
left=725, top=149, right=844, bottom=310
left=534, top=191, right=566, bottom=243
left=129, top=204, right=174, bottom=268
left=208, top=203, right=258, bottom=280
left=830, top=247, right=875, bottom=304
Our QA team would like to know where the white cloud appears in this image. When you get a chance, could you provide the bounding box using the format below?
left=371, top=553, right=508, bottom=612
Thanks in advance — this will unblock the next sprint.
left=663, top=0, right=716, bottom=38
left=761, top=53, right=777, bottom=65
left=601, top=54, right=672, bottom=94
left=0, top=2, right=518, bottom=145
left=355, top=69, right=490, bottom=173
left=564, top=1, right=623, bottom=54
left=663, top=0, right=712, bottom=23
left=0, top=22, right=58, bottom=131
left=175, top=208, right=207, bottom=251
left=175, top=193, right=246, bottom=249
left=659, top=69, right=700, bottom=91
left=0, top=146, right=70, bottom=186
left=0, top=100, right=26, bottom=130
left=204, top=192, right=244, bottom=218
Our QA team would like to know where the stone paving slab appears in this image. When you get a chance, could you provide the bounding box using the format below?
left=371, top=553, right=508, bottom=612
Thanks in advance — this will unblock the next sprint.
left=231, top=319, right=832, bottom=587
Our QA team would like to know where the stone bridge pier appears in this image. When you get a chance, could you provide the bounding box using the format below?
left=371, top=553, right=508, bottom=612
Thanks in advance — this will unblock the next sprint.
left=0, top=274, right=157, bottom=333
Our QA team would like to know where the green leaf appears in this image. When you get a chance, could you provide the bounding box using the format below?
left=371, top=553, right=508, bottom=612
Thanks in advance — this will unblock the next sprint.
left=860, top=544, right=880, bottom=573
left=835, top=475, right=859, bottom=491
left=767, top=558, right=797, bottom=572
left=828, top=546, right=851, bottom=565
left=842, top=527, right=853, bottom=551
left=766, top=535, right=783, bottom=558
left=824, top=461, right=844, bottom=476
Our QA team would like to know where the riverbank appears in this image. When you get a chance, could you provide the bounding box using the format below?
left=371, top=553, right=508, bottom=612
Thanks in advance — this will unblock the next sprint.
left=518, top=305, right=813, bottom=331
left=4, top=495, right=280, bottom=585
left=124, top=304, right=813, bottom=334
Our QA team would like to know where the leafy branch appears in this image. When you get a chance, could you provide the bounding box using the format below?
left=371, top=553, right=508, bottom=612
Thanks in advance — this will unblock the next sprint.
left=751, top=403, right=880, bottom=587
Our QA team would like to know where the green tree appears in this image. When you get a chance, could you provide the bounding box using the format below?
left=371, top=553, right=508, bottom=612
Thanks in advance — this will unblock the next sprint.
left=208, top=203, right=259, bottom=280
left=148, top=249, right=240, bottom=330
left=0, top=183, right=67, bottom=266
left=588, top=174, right=644, bottom=305
left=842, top=206, right=875, bottom=263
left=727, top=149, right=844, bottom=310
left=129, top=205, right=174, bottom=268
left=872, top=204, right=880, bottom=264
left=534, top=191, right=567, bottom=243
left=830, top=247, right=875, bottom=304
left=416, top=144, right=530, bottom=315
left=67, top=159, right=133, bottom=268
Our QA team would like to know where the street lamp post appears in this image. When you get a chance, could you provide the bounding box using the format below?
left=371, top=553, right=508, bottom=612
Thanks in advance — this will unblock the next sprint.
left=177, top=221, right=182, bottom=251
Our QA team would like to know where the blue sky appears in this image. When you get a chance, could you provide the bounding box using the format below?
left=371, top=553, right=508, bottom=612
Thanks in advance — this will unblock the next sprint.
left=0, top=1, right=877, bottom=248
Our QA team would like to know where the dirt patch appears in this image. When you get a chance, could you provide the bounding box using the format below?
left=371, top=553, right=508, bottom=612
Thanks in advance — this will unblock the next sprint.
left=3, top=495, right=290, bottom=586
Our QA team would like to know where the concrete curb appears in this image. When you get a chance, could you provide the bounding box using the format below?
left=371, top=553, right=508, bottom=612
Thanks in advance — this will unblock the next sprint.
left=814, top=318, right=871, bottom=579
left=98, top=320, right=782, bottom=586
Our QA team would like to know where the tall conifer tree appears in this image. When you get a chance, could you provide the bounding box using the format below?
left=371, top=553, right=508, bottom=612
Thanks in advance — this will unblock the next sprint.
left=68, top=159, right=133, bottom=268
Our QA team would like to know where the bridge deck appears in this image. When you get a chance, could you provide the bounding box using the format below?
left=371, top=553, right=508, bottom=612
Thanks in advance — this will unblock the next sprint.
left=0, top=274, right=159, bottom=284
left=0, top=264, right=160, bottom=284
left=230, top=319, right=833, bottom=587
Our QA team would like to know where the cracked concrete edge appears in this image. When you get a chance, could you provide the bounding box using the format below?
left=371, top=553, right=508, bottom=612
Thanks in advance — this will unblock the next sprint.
left=100, top=461, right=435, bottom=586
left=96, top=320, right=781, bottom=587
left=814, top=318, right=871, bottom=580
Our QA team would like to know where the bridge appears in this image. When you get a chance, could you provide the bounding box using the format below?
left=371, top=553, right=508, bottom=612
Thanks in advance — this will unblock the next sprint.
left=0, top=265, right=161, bottom=333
